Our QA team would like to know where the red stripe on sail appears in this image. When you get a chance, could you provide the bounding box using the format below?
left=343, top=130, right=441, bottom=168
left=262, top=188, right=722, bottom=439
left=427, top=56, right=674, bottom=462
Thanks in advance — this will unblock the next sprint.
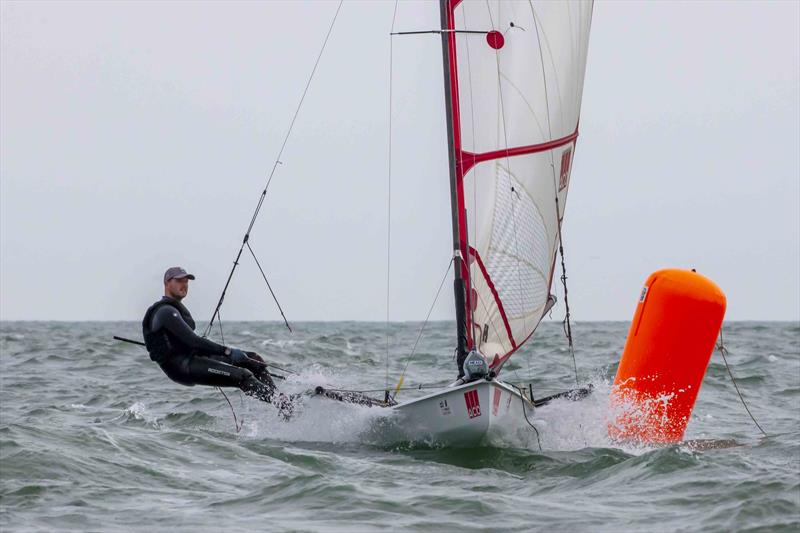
left=490, top=329, right=537, bottom=372
left=468, top=246, right=516, bottom=351
left=459, top=127, right=579, bottom=175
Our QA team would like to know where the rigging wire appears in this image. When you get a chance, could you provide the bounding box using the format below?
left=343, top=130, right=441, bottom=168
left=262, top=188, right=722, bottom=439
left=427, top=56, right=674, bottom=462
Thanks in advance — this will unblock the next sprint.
left=204, top=0, right=344, bottom=336
left=391, top=30, right=490, bottom=36
left=217, top=307, right=225, bottom=346
left=716, top=328, right=768, bottom=438
left=246, top=241, right=292, bottom=332
left=392, top=258, right=454, bottom=400
left=386, top=0, right=399, bottom=392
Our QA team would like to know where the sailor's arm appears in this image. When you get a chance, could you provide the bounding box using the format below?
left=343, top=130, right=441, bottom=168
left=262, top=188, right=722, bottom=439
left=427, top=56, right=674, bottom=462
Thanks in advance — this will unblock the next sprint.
left=152, top=305, right=228, bottom=355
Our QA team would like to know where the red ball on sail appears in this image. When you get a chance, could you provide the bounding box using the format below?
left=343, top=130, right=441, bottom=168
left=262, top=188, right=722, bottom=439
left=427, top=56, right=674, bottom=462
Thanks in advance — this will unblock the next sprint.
left=486, top=31, right=505, bottom=50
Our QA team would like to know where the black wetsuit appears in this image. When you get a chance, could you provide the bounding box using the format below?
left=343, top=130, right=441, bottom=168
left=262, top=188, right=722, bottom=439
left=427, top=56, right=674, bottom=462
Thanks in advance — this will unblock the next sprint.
left=142, top=297, right=275, bottom=403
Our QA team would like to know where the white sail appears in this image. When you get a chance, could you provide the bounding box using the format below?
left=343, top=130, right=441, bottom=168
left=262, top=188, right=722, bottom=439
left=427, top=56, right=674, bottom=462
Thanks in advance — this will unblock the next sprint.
left=443, top=0, right=593, bottom=367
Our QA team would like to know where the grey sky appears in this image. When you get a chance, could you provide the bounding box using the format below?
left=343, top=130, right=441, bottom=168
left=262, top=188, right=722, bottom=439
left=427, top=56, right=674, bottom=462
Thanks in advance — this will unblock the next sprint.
left=1, top=0, right=798, bottom=322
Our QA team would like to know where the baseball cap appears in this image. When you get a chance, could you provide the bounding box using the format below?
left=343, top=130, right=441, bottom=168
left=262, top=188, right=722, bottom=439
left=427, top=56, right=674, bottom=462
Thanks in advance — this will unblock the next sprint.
left=164, top=266, right=196, bottom=283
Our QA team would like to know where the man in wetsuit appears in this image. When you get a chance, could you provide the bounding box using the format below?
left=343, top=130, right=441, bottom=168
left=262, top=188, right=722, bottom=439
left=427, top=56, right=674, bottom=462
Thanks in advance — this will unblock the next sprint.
left=142, top=266, right=276, bottom=403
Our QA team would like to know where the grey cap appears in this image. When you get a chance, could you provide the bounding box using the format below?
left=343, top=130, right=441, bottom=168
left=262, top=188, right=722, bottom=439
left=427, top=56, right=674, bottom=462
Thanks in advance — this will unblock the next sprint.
left=164, top=266, right=196, bottom=283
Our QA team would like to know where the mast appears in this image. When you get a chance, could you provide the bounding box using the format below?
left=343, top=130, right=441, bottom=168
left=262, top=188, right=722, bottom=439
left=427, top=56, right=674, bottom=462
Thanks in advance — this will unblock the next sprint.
left=439, top=0, right=469, bottom=374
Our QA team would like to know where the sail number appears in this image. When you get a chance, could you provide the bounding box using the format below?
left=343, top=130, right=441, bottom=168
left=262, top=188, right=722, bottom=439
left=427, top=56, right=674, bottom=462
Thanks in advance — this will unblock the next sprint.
left=559, top=148, right=573, bottom=191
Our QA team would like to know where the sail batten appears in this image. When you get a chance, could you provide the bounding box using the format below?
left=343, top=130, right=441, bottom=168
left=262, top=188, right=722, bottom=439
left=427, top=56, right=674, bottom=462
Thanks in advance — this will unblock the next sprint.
left=441, top=0, right=593, bottom=370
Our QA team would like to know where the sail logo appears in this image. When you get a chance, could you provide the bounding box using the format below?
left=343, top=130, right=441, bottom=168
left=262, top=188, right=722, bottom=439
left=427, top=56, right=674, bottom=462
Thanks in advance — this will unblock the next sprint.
left=464, top=390, right=482, bottom=418
left=559, top=148, right=573, bottom=191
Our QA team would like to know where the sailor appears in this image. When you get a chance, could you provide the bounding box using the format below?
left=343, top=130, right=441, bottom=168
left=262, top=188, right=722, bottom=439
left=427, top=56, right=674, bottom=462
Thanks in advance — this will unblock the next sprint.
left=142, top=266, right=276, bottom=404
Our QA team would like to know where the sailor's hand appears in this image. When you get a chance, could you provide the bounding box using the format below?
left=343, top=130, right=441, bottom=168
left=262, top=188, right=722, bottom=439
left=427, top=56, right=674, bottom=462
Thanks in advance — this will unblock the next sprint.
left=230, top=348, right=249, bottom=364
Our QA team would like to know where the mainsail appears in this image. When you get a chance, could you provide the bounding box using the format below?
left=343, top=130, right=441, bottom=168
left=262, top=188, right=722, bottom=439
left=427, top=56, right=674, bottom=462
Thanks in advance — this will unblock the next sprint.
left=440, top=0, right=593, bottom=370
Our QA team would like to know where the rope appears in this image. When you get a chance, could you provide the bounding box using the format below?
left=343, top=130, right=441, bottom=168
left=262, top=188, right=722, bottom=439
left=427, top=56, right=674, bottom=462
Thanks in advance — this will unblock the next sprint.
left=555, top=239, right=585, bottom=446
left=217, top=387, right=242, bottom=433
left=392, top=258, right=454, bottom=400
left=556, top=216, right=579, bottom=387
left=204, top=1, right=344, bottom=336
left=717, top=328, right=768, bottom=437
left=512, top=384, right=542, bottom=451
left=385, top=0, right=399, bottom=392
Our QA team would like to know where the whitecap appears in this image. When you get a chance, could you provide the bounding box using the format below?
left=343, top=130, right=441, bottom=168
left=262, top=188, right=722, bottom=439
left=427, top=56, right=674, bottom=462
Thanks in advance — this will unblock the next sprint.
left=125, top=401, right=148, bottom=420
left=260, top=338, right=306, bottom=348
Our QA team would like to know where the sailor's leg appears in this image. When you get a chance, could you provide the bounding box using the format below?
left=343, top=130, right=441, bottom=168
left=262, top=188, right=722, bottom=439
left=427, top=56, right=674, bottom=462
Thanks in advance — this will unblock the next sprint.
left=201, top=352, right=275, bottom=387
left=185, top=356, right=275, bottom=403
left=240, top=375, right=276, bottom=404
left=229, top=353, right=295, bottom=418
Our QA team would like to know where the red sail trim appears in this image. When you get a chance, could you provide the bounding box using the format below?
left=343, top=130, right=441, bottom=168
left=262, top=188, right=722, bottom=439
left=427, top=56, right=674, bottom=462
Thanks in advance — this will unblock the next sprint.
left=458, top=127, right=579, bottom=175
left=468, top=246, right=516, bottom=350
left=489, top=328, right=537, bottom=372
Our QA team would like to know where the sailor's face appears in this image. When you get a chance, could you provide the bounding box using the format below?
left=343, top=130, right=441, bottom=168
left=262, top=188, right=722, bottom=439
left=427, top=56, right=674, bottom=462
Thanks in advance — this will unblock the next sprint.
left=166, top=277, right=190, bottom=300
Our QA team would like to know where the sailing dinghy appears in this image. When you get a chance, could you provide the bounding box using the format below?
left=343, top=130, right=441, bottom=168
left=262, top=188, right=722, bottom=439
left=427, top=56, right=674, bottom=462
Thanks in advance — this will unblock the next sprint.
left=197, top=0, right=595, bottom=446
left=315, top=0, right=595, bottom=446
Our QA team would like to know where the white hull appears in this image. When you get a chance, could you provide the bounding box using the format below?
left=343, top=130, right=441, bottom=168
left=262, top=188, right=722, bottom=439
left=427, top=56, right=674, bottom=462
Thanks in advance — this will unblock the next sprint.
left=389, top=379, right=534, bottom=446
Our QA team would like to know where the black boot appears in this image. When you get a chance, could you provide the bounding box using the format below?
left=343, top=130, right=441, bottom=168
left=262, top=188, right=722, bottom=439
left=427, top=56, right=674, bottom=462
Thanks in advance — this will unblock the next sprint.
left=240, top=375, right=275, bottom=404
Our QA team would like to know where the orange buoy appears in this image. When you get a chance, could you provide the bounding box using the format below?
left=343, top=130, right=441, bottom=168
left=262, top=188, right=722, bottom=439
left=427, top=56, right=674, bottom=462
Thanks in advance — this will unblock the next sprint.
left=609, top=269, right=726, bottom=444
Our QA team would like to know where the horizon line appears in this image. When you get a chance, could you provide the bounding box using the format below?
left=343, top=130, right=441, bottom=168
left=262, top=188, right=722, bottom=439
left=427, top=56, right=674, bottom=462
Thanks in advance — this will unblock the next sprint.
left=1, top=318, right=798, bottom=324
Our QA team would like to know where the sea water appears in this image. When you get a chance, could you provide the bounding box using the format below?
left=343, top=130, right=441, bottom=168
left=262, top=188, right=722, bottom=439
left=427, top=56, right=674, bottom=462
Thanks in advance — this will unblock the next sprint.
left=1, top=321, right=798, bottom=531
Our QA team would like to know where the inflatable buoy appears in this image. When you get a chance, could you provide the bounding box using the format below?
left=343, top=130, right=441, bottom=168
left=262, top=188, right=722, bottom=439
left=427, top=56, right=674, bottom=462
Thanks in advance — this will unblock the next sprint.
left=609, top=269, right=726, bottom=444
